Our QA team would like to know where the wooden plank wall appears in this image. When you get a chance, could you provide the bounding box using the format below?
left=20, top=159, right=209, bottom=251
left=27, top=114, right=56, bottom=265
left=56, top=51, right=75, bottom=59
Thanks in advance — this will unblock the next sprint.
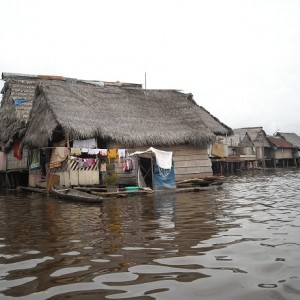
left=109, top=144, right=213, bottom=183
left=6, top=149, right=29, bottom=170
left=0, top=152, right=7, bottom=171
left=114, top=162, right=136, bottom=185
left=162, top=145, right=213, bottom=181
left=274, top=149, right=292, bottom=159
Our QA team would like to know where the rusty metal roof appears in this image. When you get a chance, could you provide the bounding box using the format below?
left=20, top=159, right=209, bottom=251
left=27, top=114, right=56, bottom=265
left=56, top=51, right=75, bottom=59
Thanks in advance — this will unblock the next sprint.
left=276, top=132, right=300, bottom=149
left=267, top=136, right=294, bottom=148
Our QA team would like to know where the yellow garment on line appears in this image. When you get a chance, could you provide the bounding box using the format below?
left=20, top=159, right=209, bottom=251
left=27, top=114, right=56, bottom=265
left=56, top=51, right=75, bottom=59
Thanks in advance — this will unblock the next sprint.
left=71, top=148, right=81, bottom=156
left=107, top=149, right=119, bottom=162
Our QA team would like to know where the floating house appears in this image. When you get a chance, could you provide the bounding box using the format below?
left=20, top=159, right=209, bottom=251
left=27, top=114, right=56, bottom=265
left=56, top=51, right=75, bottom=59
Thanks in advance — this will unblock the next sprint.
left=0, top=73, right=38, bottom=187
left=0, top=73, right=231, bottom=190
left=275, top=132, right=300, bottom=166
left=211, top=127, right=272, bottom=173
left=212, top=128, right=300, bottom=174
left=267, top=135, right=294, bottom=167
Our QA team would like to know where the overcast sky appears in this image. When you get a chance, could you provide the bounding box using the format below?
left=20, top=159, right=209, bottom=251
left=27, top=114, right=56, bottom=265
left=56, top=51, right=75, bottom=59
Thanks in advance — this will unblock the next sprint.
left=1, top=0, right=300, bottom=135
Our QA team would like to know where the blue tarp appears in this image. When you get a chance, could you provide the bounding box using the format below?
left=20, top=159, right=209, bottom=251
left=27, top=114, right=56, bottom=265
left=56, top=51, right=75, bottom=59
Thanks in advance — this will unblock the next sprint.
left=130, top=147, right=176, bottom=190
left=13, top=98, right=29, bottom=105
left=153, top=159, right=176, bottom=190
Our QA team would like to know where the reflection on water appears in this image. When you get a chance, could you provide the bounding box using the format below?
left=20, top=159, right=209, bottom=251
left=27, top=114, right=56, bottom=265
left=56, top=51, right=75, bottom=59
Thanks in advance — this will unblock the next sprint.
left=0, top=169, right=300, bottom=299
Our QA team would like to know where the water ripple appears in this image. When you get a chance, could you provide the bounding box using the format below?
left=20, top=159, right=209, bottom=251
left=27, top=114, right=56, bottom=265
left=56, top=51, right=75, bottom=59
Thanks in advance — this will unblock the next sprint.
left=0, top=169, right=300, bottom=299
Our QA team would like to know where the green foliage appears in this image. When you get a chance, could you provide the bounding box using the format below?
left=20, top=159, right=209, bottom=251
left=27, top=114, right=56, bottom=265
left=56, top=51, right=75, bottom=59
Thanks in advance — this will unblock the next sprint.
left=105, top=172, right=118, bottom=186
left=106, top=163, right=115, bottom=174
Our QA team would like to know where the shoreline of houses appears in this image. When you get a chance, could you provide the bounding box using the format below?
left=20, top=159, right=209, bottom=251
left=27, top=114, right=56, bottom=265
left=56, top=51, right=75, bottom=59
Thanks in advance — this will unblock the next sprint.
left=0, top=72, right=299, bottom=192
left=210, top=128, right=300, bottom=175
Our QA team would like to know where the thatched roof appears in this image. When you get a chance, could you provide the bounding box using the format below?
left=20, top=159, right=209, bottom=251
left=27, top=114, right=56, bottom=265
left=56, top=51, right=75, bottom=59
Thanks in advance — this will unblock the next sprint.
left=0, top=73, right=143, bottom=151
left=21, top=80, right=231, bottom=148
left=276, top=132, right=300, bottom=149
left=0, top=77, right=37, bottom=151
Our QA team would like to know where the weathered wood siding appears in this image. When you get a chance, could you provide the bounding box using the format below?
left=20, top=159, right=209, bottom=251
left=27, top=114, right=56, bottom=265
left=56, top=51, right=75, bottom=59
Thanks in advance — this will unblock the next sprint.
left=166, top=145, right=213, bottom=181
left=58, top=159, right=99, bottom=187
left=6, top=149, right=29, bottom=170
left=274, top=148, right=292, bottom=159
left=0, top=152, right=7, bottom=171
left=255, top=147, right=263, bottom=159
left=242, top=146, right=255, bottom=156
left=29, top=144, right=213, bottom=187
left=109, top=143, right=212, bottom=184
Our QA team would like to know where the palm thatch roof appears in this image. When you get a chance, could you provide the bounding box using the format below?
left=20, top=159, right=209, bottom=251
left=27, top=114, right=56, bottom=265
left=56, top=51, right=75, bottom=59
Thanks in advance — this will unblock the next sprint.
left=0, top=76, right=37, bottom=151
left=0, top=73, right=143, bottom=152
left=21, top=80, right=231, bottom=148
left=276, top=132, right=300, bottom=149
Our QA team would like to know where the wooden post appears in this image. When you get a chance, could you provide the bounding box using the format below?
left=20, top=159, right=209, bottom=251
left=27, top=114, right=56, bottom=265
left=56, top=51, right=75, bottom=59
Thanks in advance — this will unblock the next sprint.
left=151, top=156, right=154, bottom=189
left=66, top=133, right=71, bottom=187
left=262, top=146, right=266, bottom=169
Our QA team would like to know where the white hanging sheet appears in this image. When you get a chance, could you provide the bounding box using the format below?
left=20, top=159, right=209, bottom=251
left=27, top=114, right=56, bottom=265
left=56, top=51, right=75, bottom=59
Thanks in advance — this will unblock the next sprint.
left=73, top=138, right=96, bottom=149
left=130, top=147, right=173, bottom=169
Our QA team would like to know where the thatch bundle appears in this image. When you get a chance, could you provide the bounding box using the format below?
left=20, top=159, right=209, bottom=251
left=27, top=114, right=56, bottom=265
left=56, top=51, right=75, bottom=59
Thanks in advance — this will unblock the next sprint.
left=0, top=78, right=36, bottom=151
left=21, top=80, right=230, bottom=148
left=277, top=132, right=300, bottom=149
left=0, top=105, right=27, bottom=151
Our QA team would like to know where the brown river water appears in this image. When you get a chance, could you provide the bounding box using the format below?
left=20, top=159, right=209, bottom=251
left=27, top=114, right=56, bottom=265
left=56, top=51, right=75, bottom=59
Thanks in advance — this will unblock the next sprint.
left=0, top=169, right=300, bottom=300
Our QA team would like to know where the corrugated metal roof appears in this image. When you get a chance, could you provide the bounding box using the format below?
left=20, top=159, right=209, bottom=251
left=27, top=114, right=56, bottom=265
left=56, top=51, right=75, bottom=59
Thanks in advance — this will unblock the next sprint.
left=276, top=132, right=300, bottom=148
left=267, top=136, right=294, bottom=148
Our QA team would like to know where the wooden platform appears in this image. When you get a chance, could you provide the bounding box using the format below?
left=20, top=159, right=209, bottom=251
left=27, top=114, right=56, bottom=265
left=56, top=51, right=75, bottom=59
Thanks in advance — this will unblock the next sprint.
left=19, top=175, right=223, bottom=199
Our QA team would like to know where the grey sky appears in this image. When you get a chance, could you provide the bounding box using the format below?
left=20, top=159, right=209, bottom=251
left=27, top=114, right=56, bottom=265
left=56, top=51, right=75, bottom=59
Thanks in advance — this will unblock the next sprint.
left=1, top=0, right=300, bottom=135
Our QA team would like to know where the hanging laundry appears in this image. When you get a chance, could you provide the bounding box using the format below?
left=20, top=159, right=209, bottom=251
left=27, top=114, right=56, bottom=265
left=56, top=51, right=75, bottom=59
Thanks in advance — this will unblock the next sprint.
left=71, top=148, right=81, bottom=156
left=99, top=149, right=108, bottom=156
left=118, top=149, right=126, bottom=161
left=73, top=138, right=96, bottom=149
left=88, top=148, right=100, bottom=155
left=107, top=149, right=119, bottom=163
left=30, top=149, right=40, bottom=169
left=123, top=158, right=134, bottom=172
left=13, top=139, right=22, bottom=160
left=83, top=158, right=95, bottom=168
left=148, top=147, right=173, bottom=169
left=78, top=159, right=84, bottom=168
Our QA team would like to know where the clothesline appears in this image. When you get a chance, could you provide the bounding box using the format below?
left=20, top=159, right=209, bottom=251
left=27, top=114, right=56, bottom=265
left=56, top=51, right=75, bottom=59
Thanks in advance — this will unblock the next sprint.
left=70, top=148, right=127, bottom=163
left=47, top=146, right=133, bottom=169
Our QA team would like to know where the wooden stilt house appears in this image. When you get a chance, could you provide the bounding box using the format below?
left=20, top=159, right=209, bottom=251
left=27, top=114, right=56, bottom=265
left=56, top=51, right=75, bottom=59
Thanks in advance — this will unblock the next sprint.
left=267, top=135, right=294, bottom=167
left=0, top=73, right=37, bottom=187
left=211, top=127, right=274, bottom=173
left=1, top=73, right=232, bottom=190
left=275, top=132, right=300, bottom=166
